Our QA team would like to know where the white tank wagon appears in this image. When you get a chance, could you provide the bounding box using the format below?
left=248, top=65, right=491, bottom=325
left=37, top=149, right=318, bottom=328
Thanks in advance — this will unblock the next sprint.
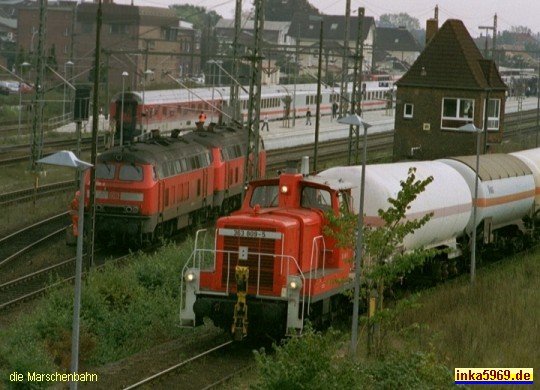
left=510, top=148, right=540, bottom=211
left=318, top=162, right=472, bottom=256
left=438, top=154, right=536, bottom=240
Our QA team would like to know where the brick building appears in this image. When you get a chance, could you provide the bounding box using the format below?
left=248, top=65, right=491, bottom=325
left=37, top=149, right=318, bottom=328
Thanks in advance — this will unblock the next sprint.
left=393, top=19, right=507, bottom=161
left=16, top=1, right=200, bottom=90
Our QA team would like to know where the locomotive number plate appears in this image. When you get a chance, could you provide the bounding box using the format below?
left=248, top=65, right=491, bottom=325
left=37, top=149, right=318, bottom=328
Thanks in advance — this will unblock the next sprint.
left=219, top=228, right=281, bottom=240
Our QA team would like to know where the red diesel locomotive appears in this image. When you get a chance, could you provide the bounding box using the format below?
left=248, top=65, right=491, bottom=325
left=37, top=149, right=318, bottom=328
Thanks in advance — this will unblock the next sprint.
left=180, top=160, right=354, bottom=340
left=87, top=126, right=265, bottom=245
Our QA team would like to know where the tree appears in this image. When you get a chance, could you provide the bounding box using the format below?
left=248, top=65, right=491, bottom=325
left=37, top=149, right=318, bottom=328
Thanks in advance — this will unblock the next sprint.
left=324, top=167, right=441, bottom=355
left=378, top=13, right=421, bottom=30
left=265, top=0, right=320, bottom=22
left=169, top=4, right=221, bottom=29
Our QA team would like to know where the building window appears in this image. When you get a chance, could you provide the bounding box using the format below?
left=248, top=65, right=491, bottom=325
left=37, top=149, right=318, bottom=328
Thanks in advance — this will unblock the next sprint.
left=161, top=28, right=177, bottom=41
left=404, top=103, right=413, bottom=118
left=485, top=98, right=501, bottom=131
left=81, top=23, right=93, bottom=34
left=441, top=97, right=474, bottom=129
left=110, top=24, right=130, bottom=35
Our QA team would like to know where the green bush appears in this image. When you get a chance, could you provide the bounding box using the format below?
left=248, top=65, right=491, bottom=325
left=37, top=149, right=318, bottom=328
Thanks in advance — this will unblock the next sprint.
left=252, top=328, right=455, bottom=390
left=0, top=241, right=192, bottom=387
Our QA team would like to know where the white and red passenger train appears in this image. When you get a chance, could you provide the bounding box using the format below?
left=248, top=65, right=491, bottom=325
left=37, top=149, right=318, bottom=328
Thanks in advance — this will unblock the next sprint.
left=109, top=81, right=395, bottom=143
left=85, top=125, right=265, bottom=245
left=180, top=148, right=540, bottom=340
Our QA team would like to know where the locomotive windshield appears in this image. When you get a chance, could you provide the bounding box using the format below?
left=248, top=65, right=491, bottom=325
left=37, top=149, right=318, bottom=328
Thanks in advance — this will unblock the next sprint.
left=95, top=163, right=115, bottom=180
left=250, top=184, right=279, bottom=208
left=95, top=162, right=143, bottom=181
left=119, top=164, right=143, bottom=181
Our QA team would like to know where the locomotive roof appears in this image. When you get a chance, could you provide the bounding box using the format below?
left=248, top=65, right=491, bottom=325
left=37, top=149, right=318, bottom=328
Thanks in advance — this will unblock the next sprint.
left=447, top=153, right=532, bottom=181
left=183, top=127, right=247, bottom=148
left=98, top=137, right=207, bottom=165
left=305, top=175, right=355, bottom=191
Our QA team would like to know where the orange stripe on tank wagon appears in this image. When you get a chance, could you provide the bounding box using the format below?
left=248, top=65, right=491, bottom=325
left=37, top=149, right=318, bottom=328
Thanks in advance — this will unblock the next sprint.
left=473, top=190, right=535, bottom=208
left=364, top=202, right=471, bottom=227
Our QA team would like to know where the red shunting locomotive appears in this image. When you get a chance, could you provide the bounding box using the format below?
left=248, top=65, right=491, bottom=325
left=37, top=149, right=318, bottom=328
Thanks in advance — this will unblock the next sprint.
left=180, top=158, right=354, bottom=340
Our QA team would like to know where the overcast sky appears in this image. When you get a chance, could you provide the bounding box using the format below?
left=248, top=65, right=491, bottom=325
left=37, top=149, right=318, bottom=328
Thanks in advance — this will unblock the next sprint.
left=112, top=0, right=540, bottom=37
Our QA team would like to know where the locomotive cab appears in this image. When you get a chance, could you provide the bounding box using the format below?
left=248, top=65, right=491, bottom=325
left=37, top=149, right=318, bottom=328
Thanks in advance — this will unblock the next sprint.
left=180, top=171, right=355, bottom=340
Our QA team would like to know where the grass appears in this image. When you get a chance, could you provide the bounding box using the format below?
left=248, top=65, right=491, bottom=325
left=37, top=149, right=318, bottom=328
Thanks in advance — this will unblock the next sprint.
left=391, top=250, right=540, bottom=372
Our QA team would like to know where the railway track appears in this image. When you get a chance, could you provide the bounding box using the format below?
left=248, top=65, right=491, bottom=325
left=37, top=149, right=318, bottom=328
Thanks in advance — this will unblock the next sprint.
left=123, top=340, right=254, bottom=390
left=0, top=136, right=107, bottom=167
left=0, top=181, right=75, bottom=207
left=0, top=213, right=69, bottom=271
left=0, top=257, right=76, bottom=310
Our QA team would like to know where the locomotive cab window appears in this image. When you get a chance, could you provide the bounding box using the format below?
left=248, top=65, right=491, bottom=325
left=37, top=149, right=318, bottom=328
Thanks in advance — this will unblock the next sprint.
left=119, top=164, right=143, bottom=181
left=301, top=186, right=332, bottom=211
left=337, top=191, right=353, bottom=213
left=250, top=185, right=279, bottom=208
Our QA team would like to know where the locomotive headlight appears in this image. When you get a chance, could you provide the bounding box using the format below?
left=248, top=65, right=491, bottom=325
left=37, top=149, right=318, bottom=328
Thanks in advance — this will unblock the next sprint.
left=288, top=276, right=302, bottom=290
left=280, top=185, right=289, bottom=194
left=185, top=271, right=196, bottom=283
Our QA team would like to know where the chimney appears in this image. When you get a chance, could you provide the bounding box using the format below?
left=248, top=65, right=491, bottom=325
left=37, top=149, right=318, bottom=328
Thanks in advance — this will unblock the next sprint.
left=426, top=18, right=438, bottom=45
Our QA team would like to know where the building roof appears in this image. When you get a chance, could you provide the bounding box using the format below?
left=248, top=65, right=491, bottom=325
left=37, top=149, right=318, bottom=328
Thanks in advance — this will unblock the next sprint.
left=215, top=18, right=291, bottom=32
left=397, top=19, right=506, bottom=91
left=375, top=26, right=421, bottom=52
left=287, top=13, right=374, bottom=41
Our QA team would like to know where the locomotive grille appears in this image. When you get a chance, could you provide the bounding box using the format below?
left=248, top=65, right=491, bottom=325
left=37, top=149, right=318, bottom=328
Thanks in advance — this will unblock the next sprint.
left=221, top=225, right=278, bottom=293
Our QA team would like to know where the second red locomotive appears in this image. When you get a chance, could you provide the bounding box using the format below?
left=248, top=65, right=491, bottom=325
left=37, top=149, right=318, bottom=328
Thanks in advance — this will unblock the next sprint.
left=86, top=125, right=265, bottom=245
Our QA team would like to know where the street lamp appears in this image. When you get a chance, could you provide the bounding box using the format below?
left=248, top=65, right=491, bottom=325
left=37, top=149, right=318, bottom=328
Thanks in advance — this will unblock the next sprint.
left=458, top=123, right=484, bottom=286
left=37, top=151, right=92, bottom=390
left=18, top=62, right=31, bottom=138
left=338, top=114, right=371, bottom=356
left=120, top=71, right=128, bottom=146
left=63, top=61, right=74, bottom=119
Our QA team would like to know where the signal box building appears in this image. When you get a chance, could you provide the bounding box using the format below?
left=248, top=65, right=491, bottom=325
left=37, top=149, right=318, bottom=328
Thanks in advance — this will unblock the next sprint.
left=392, top=19, right=507, bottom=161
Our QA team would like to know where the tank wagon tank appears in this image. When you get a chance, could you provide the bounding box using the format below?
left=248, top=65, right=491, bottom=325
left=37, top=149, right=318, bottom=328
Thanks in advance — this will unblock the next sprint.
left=319, top=162, right=473, bottom=256
left=439, top=154, right=535, bottom=240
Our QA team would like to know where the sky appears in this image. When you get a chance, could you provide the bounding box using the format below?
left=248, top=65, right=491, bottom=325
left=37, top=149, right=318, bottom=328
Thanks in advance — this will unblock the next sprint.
left=112, top=0, right=540, bottom=37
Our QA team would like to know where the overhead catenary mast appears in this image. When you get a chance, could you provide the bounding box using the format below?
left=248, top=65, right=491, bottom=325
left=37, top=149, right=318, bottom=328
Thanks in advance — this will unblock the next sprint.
left=242, top=0, right=265, bottom=194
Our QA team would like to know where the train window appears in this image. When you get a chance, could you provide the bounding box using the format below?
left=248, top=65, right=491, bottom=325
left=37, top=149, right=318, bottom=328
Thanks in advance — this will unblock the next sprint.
left=168, top=161, right=176, bottom=175
left=221, top=148, right=229, bottom=160
left=250, top=185, right=279, bottom=208
left=338, top=191, right=352, bottom=213
left=301, top=186, right=332, bottom=211
left=95, top=162, right=115, bottom=180
left=175, top=160, right=182, bottom=173
left=161, top=163, right=170, bottom=177
left=119, top=164, right=143, bottom=181
left=191, top=156, right=200, bottom=169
